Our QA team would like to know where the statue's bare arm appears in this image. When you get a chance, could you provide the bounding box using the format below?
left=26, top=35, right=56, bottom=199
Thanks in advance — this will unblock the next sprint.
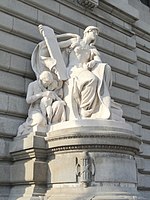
left=86, top=48, right=102, bottom=70
left=56, top=33, right=80, bottom=39
left=58, top=37, right=78, bottom=49
left=26, top=83, right=53, bottom=105
left=26, top=82, right=43, bottom=104
left=26, top=81, right=55, bottom=105
left=92, top=48, right=102, bottom=62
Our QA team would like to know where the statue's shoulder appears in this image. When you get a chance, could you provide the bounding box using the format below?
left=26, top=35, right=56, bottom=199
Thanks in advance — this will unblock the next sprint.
left=28, top=80, right=38, bottom=88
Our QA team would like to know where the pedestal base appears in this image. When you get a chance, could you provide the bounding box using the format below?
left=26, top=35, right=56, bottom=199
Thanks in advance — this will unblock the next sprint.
left=45, top=119, right=144, bottom=200
left=9, top=119, right=146, bottom=200
left=46, top=188, right=145, bottom=200
left=9, top=132, right=47, bottom=200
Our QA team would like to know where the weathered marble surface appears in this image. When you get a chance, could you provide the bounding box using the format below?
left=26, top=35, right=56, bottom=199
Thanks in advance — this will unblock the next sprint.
left=17, top=71, right=66, bottom=135
left=45, top=120, right=144, bottom=200
left=17, top=25, right=124, bottom=136
left=9, top=120, right=145, bottom=200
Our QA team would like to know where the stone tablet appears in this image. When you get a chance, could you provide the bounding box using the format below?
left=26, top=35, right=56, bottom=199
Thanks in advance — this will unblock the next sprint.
left=39, top=25, right=68, bottom=81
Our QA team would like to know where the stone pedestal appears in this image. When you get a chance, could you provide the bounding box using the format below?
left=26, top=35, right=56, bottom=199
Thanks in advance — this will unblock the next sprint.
left=9, top=132, right=47, bottom=200
left=45, top=119, right=144, bottom=200
left=9, top=119, right=146, bottom=200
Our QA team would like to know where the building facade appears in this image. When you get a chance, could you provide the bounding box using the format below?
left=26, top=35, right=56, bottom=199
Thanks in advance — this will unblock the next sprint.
left=0, top=0, right=150, bottom=199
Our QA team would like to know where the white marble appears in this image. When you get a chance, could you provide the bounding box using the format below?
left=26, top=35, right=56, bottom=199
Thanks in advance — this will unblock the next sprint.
left=35, top=25, right=124, bottom=120
left=17, top=25, right=124, bottom=135
left=17, top=71, right=66, bottom=136
left=48, top=119, right=132, bottom=132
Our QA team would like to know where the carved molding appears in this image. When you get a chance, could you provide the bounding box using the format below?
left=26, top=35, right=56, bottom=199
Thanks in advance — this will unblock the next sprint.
left=11, top=149, right=47, bottom=161
left=47, top=132, right=139, bottom=142
left=48, top=144, right=139, bottom=155
left=77, top=0, right=99, bottom=8
left=47, top=128, right=141, bottom=155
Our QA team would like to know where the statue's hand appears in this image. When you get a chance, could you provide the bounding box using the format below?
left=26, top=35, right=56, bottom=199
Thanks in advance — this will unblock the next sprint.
left=38, top=24, right=44, bottom=35
left=42, top=91, right=55, bottom=99
left=86, top=60, right=97, bottom=70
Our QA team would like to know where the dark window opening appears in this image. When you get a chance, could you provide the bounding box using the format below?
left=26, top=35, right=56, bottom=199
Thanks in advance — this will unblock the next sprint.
left=140, top=0, right=150, bottom=7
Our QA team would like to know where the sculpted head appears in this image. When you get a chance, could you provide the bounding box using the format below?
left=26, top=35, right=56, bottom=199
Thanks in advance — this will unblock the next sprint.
left=83, top=26, right=99, bottom=44
left=39, top=71, right=53, bottom=88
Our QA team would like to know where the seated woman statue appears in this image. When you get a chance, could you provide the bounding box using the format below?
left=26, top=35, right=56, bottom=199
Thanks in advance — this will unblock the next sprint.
left=58, top=26, right=123, bottom=121
left=31, top=25, right=124, bottom=122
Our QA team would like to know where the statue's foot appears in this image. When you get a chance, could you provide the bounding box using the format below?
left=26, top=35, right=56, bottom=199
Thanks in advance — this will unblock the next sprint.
left=80, top=108, right=92, bottom=118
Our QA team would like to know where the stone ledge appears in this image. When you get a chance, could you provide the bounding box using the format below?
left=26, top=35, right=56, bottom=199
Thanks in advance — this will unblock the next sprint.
left=46, top=120, right=140, bottom=154
left=134, top=20, right=150, bottom=40
left=48, top=119, right=133, bottom=131
left=10, top=132, right=47, bottom=157
left=46, top=187, right=145, bottom=200
left=99, top=0, right=139, bottom=23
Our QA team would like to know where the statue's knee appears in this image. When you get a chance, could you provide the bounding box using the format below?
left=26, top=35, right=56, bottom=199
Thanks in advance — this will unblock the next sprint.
left=31, top=112, right=46, bottom=126
left=53, top=101, right=64, bottom=110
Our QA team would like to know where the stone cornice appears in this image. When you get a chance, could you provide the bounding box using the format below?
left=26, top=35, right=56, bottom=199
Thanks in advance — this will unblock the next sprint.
left=46, top=120, right=141, bottom=156
left=99, top=0, right=139, bottom=24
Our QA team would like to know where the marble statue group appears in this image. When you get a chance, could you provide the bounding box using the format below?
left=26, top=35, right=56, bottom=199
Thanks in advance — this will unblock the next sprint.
left=18, top=25, right=124, bottom=135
